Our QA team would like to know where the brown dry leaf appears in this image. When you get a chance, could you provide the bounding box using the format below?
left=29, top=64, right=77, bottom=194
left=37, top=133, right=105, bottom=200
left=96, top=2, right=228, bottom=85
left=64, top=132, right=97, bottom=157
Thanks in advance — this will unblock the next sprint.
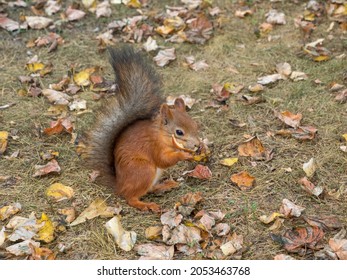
left=240, top=94, right=266, bottom=105
left=160, top=210, right=183, bottom=229
left=145, top=226, right=162, bottom=240
left=303, top=215, right=343, bottom=231
left=185, top=56, right=209, bottom=71
left=136, top=244, right=174, bottom=260
left=42, top=89, right=71, bottom=105
left=271, top=226, right=324, bottom=253
left=66, top=6, right=86, bottom=21
left=214, top=223, right=230, bottom=236
left=280, top=199, right=305, bottom=218
left=180, top=192, right=203, bottom=207
left=186, top=15, right=213, bottom=44
left=166, top=95, right=196, bottom=109
left=303, top=38, right=331, bottom=62
left=329, top=237, right=347, bottom=260
left=36, top=213, right=55, bottom=243
left=0, top=16, right=25, bottom=32
left=34, top=32, right=63, bottom=47
left=33, top=159, right=61, bottom=177
left=153, top=48, right=176, bottom=67
left=268, top=218, right=284, bottom=231
left=0, top=131, right=9, bottom=155
left=275, top=111, right=303, bottom=128
left=298, top=177, right=323, bottom=197
left=230, top=171, right=255, bottom=190
left=29, top=245, right=56, bottom=260
left=229, top=119, right=247, bottom=128
left=156, top=16, right=185, bottom=36
left=198, top=213, right=215, bottom=232
left=0, top=203, right=22, bottom=221
left=166, top=224, right=202, bottom=245
left=45, top=0, right=61, bottom=16
left=105, top=216, right=137, bottom=252
left=58, top=207, right=76, bottom=224
left=44, top=118, right=73, bottom=135
left=237, top=136, right=270, bottom=160
left=290, top=71, right=308, bottom=81
left=276, top=125, right=318, bottom=141
left=46, top=183, right=74, bottom=202
left=6, top=240, right=40, bottom=256
left=220, top=233, right=243, bottom=256
left=26, top=16, right=52, bottom=29
left=71, top=198, right=121, bottom=226
left=186, top=164, right=212, bottom=180
left=335, top=89, right=347, bottom=103
left=259, top=212, right=284, bottom=224
left=235, top=7, right=253, bottom=18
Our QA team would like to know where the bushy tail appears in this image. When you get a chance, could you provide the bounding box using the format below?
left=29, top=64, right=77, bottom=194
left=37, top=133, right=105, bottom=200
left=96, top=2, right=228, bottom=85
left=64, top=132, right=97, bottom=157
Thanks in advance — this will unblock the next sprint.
left=84, top=46, right=163, bottom=187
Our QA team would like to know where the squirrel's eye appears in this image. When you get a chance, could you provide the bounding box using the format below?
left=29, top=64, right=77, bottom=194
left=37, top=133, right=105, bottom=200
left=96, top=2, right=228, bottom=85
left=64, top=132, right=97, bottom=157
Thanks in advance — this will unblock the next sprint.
left=175, top=129, right=184, bottom=136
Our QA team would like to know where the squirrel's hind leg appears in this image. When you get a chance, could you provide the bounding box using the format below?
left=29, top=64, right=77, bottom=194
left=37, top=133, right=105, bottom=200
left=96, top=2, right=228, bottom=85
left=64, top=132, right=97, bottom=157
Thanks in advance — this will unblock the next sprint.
left=116, top=159, right=160, bottom=212
left=150, top=180, right=179, bottom=193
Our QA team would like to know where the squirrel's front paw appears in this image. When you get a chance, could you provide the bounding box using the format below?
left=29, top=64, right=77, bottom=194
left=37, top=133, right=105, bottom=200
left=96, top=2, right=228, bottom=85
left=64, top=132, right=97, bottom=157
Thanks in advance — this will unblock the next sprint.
left=181, top=152, right=194, bottom=161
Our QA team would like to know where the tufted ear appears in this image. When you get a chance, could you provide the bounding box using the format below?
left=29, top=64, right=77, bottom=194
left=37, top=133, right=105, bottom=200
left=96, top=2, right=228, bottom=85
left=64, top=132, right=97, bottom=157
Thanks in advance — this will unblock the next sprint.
left=174, top=97, right=186, bottom=112
left=160, top=104, right=173, bottom=125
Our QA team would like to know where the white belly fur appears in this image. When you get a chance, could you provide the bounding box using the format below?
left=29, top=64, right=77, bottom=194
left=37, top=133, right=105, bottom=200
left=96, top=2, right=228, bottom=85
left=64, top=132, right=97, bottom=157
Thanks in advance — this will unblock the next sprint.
left=151, top=168, right=163, bottom=187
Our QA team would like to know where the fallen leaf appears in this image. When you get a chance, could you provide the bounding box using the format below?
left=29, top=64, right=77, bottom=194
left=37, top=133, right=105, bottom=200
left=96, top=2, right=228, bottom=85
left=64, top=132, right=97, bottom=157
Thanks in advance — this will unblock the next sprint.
left=257, top=73, right=284, bottom=85
left=6, top=240, right=40, bottom=256
left=220, top=157, right=238, bottom=167
left=303, top=215, right=343, bottom=231
left=58, top=207, right=76, bottom=224
left=266, top=9, right=286, bottom=25
left=73, top=67, right=96, bottom=86
left=335, top=89, right=347, bottom=103
left=69, top=99, right=87, bottom=111
left=230, top=171, right=255, bottom=190
left=235, top=7, right=253, bottom=18
left=186, top=15, right=213, bottom=44
left=42, top=89, right=71, bottom=105
left=66, top=6, right=86, bottom=21
left=274, top=254, right=296, bottom=260
left=46, top=183, right=74, bottom=202
left=229, top=119, right=247, bottom=128
left=220, top=233, right=243, bottom=256
left=71, top=198, right=121, bottom=226
left=298, top=177, right=323, bottom=197
left=276, top=125, right=318, bottom=140
left=302, top=158, right=316, bottom=177
left=0, top=16, right=24, bottom=32
left=96, top=1, right=111, bottom=18
left=237, top=136, right=270, bottom=160
left=214, top=223, right=230, bottom=236
left=271, top=226, right=324, bottom=253
left=0, top=131, right=9, bottom=155
left=105, top=216, right=137, bottom=251
left=290, top=71, right=308, bottom=81
left=180, top=192, right=203, bottom=207
left=29, top=245, right=56, bottom=260
left=153, top=48, right=176, bottom=67
left=166, top=224, right=202, bottom=245
left=26, top=62, right=45, bottom=73
left=276, top=62, right=292, bottom=77
left=329, top=235, right=347, bottom=260
left=145, top=226, right=162, bottom=240
left=136, top=244, right=174, bottom=260
left=198, top=213, right=215, bottom=231
left=186, top=164, right=212, bottom=180
left=268, top=218, right=284, bottom=231
left=275, top=111, right=303, bottom=128
left=33, top=159, right=61, bottom=177
left=26, top=16, right=52, bottom=29
left=44, top=0, right=61, bottom=16
left=185, top=56, right=209, bottom=71
left=143, top=36, right=158, bottom=52
left=0, top=203, right=22, bottom=221
left=259, top=212, right=284, bottom=224
left=36, top=213, right=55, bottom=243
left=44, top=118, right=73, bottom=135
left=160, top=210, right=183, bottom=229
left=0, top=226, right=5, bottom=246
left=280, top=199, right=305, bottom=218
left=248, top=84, right=264, bottom=93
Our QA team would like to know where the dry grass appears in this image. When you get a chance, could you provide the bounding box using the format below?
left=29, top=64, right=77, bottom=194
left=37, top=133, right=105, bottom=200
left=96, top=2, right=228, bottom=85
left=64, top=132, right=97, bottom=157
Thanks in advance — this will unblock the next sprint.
left=0, top=1, right=346, bottom=260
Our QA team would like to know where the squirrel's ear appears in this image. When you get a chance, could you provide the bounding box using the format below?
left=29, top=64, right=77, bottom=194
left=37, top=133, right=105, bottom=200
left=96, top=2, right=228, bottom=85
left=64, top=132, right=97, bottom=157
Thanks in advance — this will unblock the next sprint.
left=174, top=98, right=186, bottom=112
left=160, top=104, right=173, bottom=125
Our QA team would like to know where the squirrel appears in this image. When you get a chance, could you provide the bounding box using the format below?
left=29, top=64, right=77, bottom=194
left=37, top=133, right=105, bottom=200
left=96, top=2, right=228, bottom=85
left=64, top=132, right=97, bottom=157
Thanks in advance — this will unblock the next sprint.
left=83, top=46, right=201, bottom=212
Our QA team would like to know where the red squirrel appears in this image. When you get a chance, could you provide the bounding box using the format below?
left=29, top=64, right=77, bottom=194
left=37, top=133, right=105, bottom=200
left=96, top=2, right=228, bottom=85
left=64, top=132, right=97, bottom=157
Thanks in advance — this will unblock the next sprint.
left=83, top=47, right=201, bottom=212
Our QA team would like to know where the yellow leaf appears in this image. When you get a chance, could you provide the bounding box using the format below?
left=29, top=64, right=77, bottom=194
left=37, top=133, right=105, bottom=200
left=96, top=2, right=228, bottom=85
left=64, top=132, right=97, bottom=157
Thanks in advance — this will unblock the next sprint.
left=26, top=62, right=45, bottom=73
left=46, top=183, right=74, bottom=202
left=0, top=131, right=9, bottom=154
left=314, top=55, right=330, bottom=62
left=302, top=158, right=316, bottom=178
left=36, top=213, right=55, bottom=243
left=126, top=0, right=141, bottom=8
left=73, top=67, right=96, bottom=86
left=220, top=157, right=238, bottom=167
left=342, top=134, right=347, bottom=142
left=259, top=212, right=284, bottom=224
left=0, top=203, right=21, bottom=221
